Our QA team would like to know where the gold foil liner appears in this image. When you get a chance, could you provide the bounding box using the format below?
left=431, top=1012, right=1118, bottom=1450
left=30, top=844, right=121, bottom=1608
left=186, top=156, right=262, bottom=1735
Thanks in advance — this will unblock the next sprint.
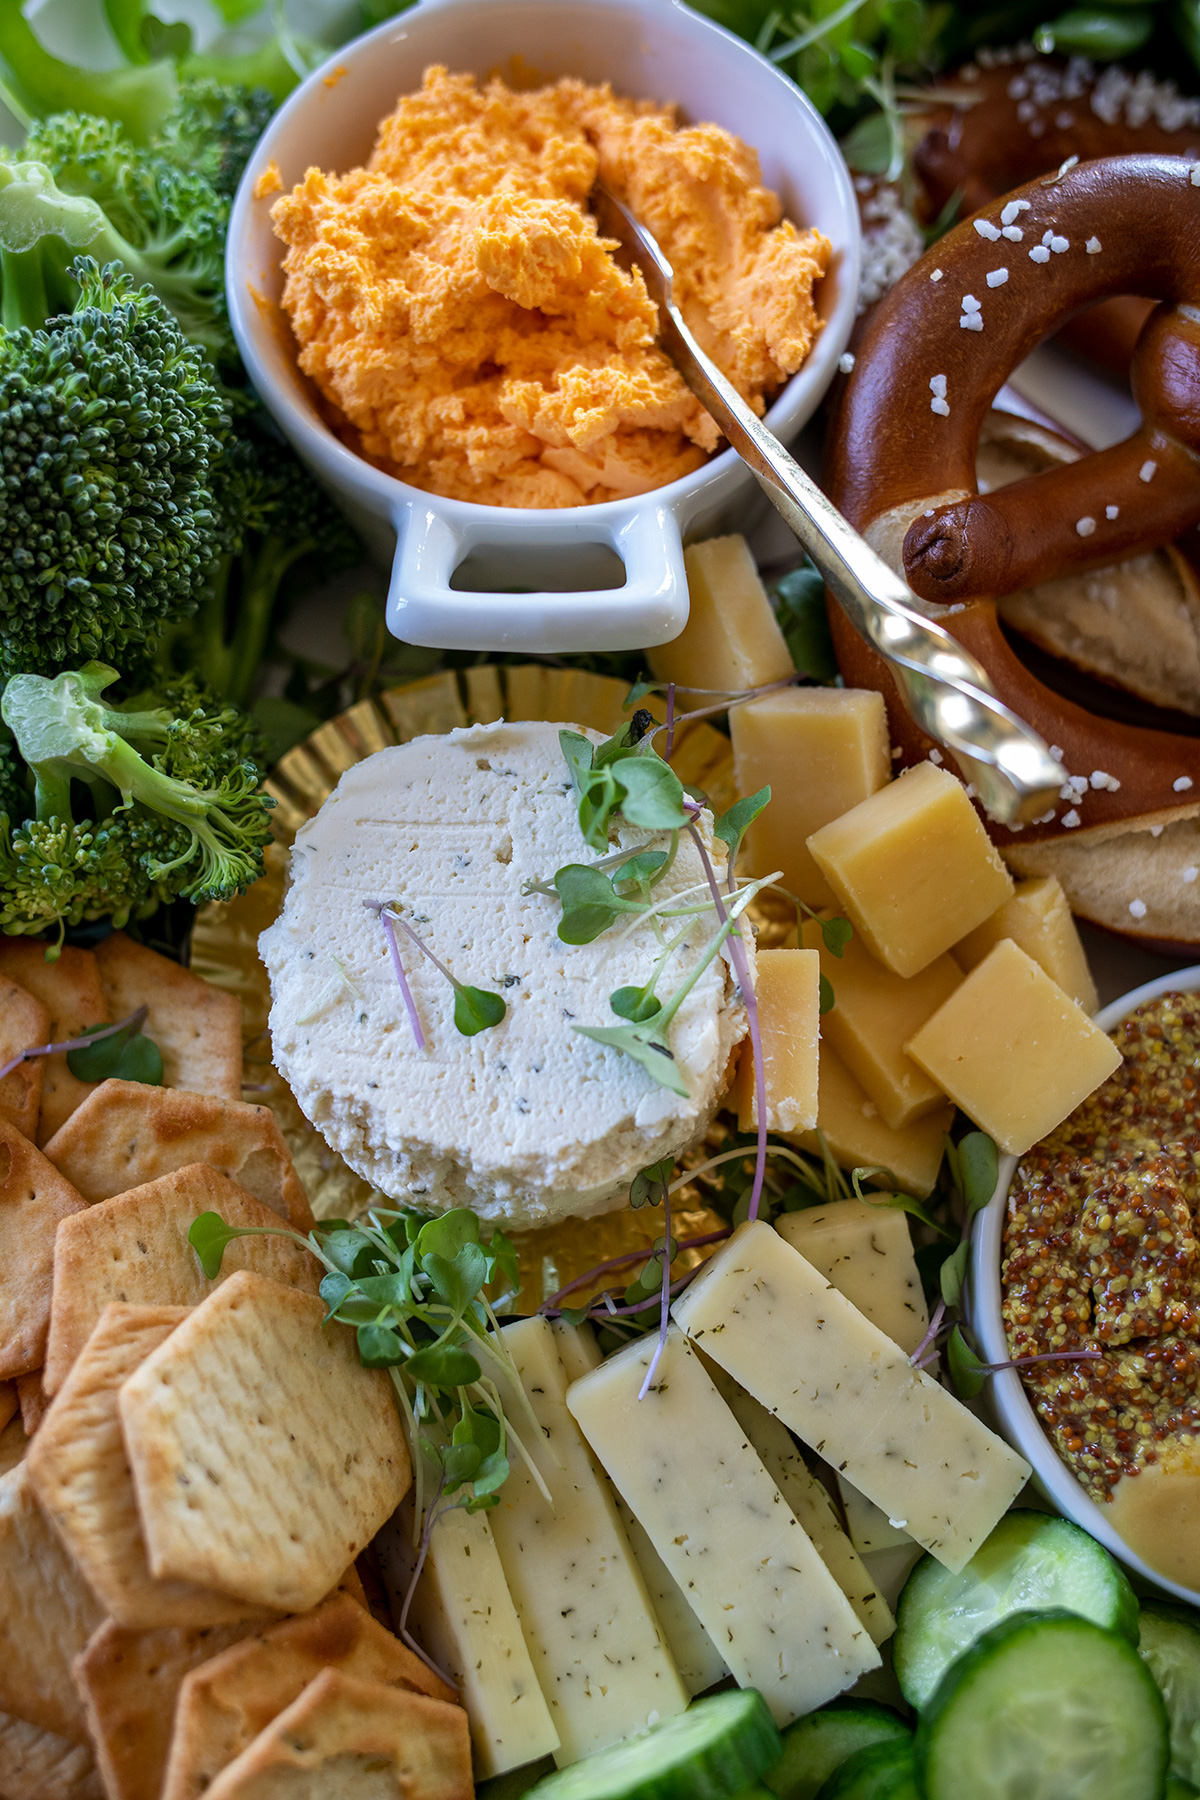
left=192, top=664, right=748, bottom=1306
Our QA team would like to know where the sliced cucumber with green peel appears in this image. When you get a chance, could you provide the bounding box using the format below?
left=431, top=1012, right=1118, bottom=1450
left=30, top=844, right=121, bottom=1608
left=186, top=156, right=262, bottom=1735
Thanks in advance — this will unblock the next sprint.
left=894, top=1508, right=1138, bottom=1710
left=814, top=1740, right=920, bottom=1799
left=764, top=1701, right=909, bottom=1800
left=525, top=1691, right=782, bottom=1800
left=916, top=1609, right=1169, bottom=1800
left=1138, top=1603, right=1200, bottom=1786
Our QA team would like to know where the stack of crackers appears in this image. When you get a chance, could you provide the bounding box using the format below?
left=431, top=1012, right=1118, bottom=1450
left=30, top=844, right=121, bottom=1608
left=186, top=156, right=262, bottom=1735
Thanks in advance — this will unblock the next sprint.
left=0, top=934, right=470, bottom=1800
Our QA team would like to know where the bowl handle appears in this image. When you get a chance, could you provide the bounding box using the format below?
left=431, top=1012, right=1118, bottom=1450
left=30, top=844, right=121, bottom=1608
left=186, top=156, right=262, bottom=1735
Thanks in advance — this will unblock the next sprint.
left=385, top=496, right=690, bottom=653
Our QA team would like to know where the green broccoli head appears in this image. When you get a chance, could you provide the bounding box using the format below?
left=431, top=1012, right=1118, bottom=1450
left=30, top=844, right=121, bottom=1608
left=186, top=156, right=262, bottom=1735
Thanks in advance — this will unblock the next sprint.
left=157, top=78, right=277, bottom=200
left=0, top=256, right=226, bottom=677
left=0, top=663, right=274, bottom=940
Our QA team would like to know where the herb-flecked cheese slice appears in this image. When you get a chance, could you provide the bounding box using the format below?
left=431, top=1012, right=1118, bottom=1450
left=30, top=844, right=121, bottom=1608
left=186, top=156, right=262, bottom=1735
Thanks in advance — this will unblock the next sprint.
left=406, top=1502, right=559, bottom=1777
left=673, top=1222, right=1030, bottom=1573
left=566, top=1325, right=881, bottom=1725
left=492, top=1317, right=690, bottom=1763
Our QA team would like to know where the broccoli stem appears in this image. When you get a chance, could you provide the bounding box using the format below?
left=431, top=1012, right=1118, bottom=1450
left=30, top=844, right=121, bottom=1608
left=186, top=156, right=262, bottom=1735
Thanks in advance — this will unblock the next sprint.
left=0, top=245, right=52, bottom=334
left=192, top=534, right=315, bottom=709
left=0, top=6, right=176, bottom=142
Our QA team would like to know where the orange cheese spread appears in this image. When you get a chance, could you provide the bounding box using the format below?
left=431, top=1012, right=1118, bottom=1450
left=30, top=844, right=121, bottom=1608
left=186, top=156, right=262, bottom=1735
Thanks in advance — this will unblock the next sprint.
left=271, top=66, right=830, bottom=508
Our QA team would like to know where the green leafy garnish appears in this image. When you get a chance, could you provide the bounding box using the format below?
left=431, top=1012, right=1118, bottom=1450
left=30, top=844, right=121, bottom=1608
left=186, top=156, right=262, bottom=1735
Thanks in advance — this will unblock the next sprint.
left=558, top=727, right=687, bottom=852
left=67, top=1014, right=164, bottom=1085
left=554, top=865, right=644, bottom=945
left=820, top=915, right=853, bottom=957
left=819, top=972, right=836, bottom=1015
left=768, top=561, right=838, bottom=681
left=454, top=987, right=506, bottom=1037
left=610, top=985, right=663, bottom=1023
left=630, top=1156, right=675, bottom=1210
left=574, top=1021, right=688, bottom=1097
left=714, top=788, right=771, bottom=868
left=939, top=1240, right=970, bottom=1310
left=958, top=1131, right=1000, bottom=1219
left=946, top=1324, right=989, bottom=1399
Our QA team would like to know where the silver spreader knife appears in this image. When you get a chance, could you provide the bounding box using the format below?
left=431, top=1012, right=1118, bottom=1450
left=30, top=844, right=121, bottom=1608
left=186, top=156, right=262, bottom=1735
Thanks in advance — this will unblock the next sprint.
left=593, top=185, right=1062, bottom=829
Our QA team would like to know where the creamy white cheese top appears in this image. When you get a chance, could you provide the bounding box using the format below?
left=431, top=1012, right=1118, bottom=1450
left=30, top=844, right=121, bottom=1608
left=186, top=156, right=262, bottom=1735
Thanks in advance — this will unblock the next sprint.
left=260, top=721, right=749, bottom=1228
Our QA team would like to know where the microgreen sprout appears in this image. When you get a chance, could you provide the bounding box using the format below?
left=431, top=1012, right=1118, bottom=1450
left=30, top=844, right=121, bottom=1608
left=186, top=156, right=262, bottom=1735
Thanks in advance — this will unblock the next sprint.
left=559, top=722, right=689, bottom=852
left=945, top=1323, right=1105, bottom=1399
left=0, top=1004, right=163, bottom=1087
left=367, top=901, right=506, bottom=1042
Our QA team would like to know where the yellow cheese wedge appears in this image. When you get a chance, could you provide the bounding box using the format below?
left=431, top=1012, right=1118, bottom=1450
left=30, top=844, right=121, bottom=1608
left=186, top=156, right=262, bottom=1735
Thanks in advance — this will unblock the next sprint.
left=673, top=1222, right=1031, bottom=1573
left=807, top=763, right=1014, bottom=978
left=776, top=1199, right=929, bottom=1355
left=730, top=688, right=890, bottom=905
left=904, top=938, right=1122, bottom=1155
left=800, top=917, right=960, bottom=1127
left=731, top=947, right=820, bottom=1134
left=794, top=1041, right=951, bottom=1199
left=648, top=536, right=793, bottom=694
left=953, top=875, right=1098, bottom=1014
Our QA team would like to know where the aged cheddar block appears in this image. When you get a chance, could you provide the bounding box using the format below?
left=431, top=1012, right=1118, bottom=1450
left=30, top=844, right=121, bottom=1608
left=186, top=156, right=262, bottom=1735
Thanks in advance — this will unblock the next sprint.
left=673, top=1223, right=1030, bottom=1573
left=954, top=875, right=1098, bottom=1015
left=731, top=948, right=820, bottom=1134
left=905, top=939, right=1122, bottom=1156
left=800, top=917, right=959, bottom=1128
left=401, top=1503, right=558, bottom=1777
left=648, top=536, right=793, bottom=695
left=807, top=763, right=1013, bottom=978
left=794, top=1042, right=951, bottom=1200
left=703, top=1360, right=894, bottom=1646
left=491, top=1318, right=688, bottom=1763
left=566, top=1326, right=880, bottom=1724
left=776, top=1199, right=928, bottom=1355
left=730, top=689, right=890, bottom=905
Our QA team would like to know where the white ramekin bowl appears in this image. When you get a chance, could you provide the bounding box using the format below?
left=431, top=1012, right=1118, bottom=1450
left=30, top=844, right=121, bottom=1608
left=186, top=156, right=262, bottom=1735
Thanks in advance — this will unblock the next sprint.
left=225, top=0, right=860, bottom=653
left=968, top=964, right=1200, bottom=1602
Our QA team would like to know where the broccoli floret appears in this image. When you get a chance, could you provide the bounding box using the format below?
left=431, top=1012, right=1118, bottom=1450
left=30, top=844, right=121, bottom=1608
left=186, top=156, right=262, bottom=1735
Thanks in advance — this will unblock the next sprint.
left=0, top=663, right=274, bottom=940
left=156, top=408, right=361, bottom=707
left=0, top=255, right=225, bottom=678
left=156, top=78, right=277, bottom=199
left=14, top=120, right=231, bottom=358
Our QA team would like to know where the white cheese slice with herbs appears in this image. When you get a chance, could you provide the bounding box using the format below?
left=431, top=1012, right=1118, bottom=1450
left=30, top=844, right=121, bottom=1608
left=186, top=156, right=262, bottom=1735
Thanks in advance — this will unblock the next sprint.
left=398, top=1503, right=559, bottom=1777
left=260, top=721, right=748, bottom=1228
left=551, top=1320, right=729, bottom=1696
left=490, top=1317, right=689, bottom=1762
left=776, top=1201, right=929, bottom=1355
left=672, top=1223, right=1030, bottom=1573
left=704, top=1361, right=895, bottom=1646
left=566, top=1325, right=881, bottom=1724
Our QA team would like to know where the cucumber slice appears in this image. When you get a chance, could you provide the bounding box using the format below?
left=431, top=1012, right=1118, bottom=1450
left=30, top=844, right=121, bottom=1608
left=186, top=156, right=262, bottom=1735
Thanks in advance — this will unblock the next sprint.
left=1138, top=1603, right=1200, bottom=1786
left=1167, top=1780, right=1199, bottom=1799
left=814, top=1740, right=920, bottom=1799
left=916, top=1609, right=1169, bottom=1800
left=525, top=1691, right=782, bottom=1800
left=764, top=1701, right=910, bottom=1800
left=894, top=1508, right=1138, bottom=1710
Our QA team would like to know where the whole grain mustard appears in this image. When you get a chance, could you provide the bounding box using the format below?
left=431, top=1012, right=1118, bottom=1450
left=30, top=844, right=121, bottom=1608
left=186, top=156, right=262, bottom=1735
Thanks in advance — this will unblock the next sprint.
left=271, top=66, right=830, bottom=507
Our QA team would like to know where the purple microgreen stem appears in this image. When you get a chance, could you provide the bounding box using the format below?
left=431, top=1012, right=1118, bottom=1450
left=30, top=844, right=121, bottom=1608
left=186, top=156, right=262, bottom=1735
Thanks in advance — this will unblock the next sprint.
left=540, top=1227, right=732, bottom=1312
left=366, top=900, right=426, bottom=1050
left=999, top=1349, right=1106, bottom=1372
left=396, top=1479, right=459, bottom=1690
left=646, top=676, right=798, bottom=748
left=577, top=1267, right=701, bottom=1321
left=0, top=1005, right=149, bottom=1084
left=665, top=682, right=677, bottom=760
left=909, top=1298, right=946, bottom=1369
left=684, top=810, right=767, bottom=1224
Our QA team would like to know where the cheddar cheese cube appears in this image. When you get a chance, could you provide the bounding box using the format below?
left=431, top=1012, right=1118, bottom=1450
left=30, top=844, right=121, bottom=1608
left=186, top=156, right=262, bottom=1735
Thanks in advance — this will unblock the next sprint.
left=648, top=535, right=792, bottom=694
left=795, top=1041, right=951, bottom=1199
left=905, top=939, right=1121, bottom=1155
left=730, top=947, right=820, bottom=1134
left=806, top=762, right=1014, bottom=977
left=800, top=916, right=960, bottom=1127
left=954, top=875, right=1098, bottom=1014
left=730, top=688, right=890, bottom=905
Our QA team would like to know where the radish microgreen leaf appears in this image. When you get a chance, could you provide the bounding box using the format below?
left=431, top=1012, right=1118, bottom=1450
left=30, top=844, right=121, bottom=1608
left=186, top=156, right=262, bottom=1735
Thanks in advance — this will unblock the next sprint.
left=610, top=985, right=662, bottom=1022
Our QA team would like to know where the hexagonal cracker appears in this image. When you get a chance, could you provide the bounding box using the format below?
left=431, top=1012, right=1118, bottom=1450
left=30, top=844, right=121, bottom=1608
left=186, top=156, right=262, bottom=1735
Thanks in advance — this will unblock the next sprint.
left=119, top=1272, right=412, bottom=1613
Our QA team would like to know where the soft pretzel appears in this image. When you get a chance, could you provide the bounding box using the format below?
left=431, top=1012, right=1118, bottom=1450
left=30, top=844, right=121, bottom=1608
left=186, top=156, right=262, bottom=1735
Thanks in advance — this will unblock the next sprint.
left=905, top=52, right=1200, bottom=367
left=825, top=153, right=1200, bottom=880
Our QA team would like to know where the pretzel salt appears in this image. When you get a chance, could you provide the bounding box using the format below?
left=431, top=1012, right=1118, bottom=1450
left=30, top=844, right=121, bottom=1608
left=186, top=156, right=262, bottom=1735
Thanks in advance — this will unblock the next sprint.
left=826, top=153, right=1200, bottom=848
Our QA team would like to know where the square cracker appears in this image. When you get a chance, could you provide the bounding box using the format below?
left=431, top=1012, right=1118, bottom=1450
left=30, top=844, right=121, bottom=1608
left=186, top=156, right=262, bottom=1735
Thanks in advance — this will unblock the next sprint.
left=95, top=933, right=244, bottom=1101
left=28, top=1303, right=277, bottom=1630
left=0, top=943, right=105, bottom=1144
left=44, top=1164, right=321, bottom=1394
left=76, top=1617, right=259, bottom=1800
left=0, top=1709, right=102, bottom=1800
left=43, top=1080, right=313, bottom=1230
left=203, top=1667, right=472, bottom=1800
left=119, top=1271, right=412, bottom=1613
left=162, top=1591, right=455, bottom=1800
left=0, top=1461, right=104, bottom=1740
left=0, top=1121, right=86, bottom=1381
left=0, top=976, right=50, bottom=1139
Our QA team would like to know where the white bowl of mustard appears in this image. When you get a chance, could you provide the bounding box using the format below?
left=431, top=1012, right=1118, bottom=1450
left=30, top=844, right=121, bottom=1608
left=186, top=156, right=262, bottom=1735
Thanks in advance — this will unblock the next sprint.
left=224, top=0, right=860, bottom=655
left=969, top=965, right=1200, bottom=1603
